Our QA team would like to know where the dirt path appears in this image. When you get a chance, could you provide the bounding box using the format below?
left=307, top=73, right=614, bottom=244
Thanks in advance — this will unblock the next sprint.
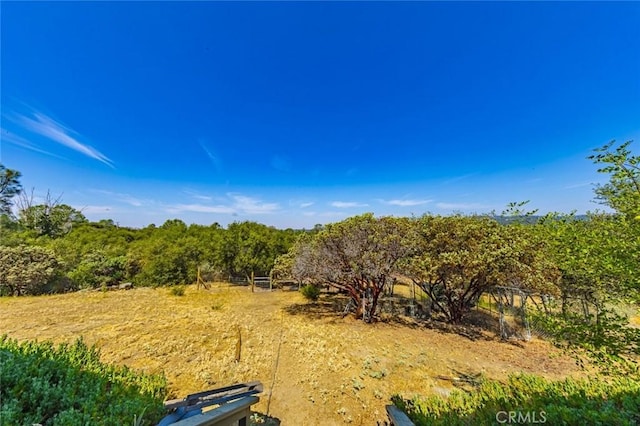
left=0, top=286, right=582, bottom=425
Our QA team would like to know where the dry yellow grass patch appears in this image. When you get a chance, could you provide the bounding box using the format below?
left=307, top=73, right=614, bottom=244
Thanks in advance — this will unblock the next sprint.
left=0, top=285, right=582, bottom=425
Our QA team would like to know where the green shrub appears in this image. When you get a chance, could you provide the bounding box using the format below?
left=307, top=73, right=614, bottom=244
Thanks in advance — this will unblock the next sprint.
left=169, top=285, right=186, bottom=296
left=0, top=335, right=167, bottom=425
left=530, top=308, right=640, bottom=375
left=392, top=373, right=640, bottom=426
left=134, top=240, right=195, bottom=287
left=301, top=284, right=320, bottom=301
left=68, top=252, right=128, bottom=290
left=0, top=245, right=64, bottom=295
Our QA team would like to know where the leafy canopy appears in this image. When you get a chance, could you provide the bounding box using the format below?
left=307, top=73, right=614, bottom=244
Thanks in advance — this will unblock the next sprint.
left=0, top=164, right=22, bottom=217
left=289, top=213, right=413, bottom=321
left=0, top=245, right=63, bottom=296
left=589, top=140, right=640, bottom=219
left=402, top=215, right=559, bottom=323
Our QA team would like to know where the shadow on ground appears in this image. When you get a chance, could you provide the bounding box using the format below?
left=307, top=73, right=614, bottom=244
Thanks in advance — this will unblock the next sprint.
left=283, top=299, right=343, bottom=320
left=382, top=313, right=493, bottom=342
left=284, top=294, right=520, bottom=342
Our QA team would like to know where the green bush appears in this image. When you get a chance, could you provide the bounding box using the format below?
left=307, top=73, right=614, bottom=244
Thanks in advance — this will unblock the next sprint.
left=67, top=252, right=128, bottom=289
left=300, top=284, right=320, bottom=301
left=530, top=308, right=640, bottom=375
left=392, top=373, right=640, bottom=426
left=169, top=285, right=186, bottom=296
left=0, top=335, right=167, bottom=425
left=134, top=239, right=196, bottom=287
left=0, top=245, right=64, bottom=295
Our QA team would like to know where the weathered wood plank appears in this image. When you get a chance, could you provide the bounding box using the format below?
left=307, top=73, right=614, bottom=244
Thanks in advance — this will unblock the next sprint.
left=386, top=404, right=415, bottom=426
left=169, top=396, right=259, bottom=426
left=164, top=381, right=262, bottom=410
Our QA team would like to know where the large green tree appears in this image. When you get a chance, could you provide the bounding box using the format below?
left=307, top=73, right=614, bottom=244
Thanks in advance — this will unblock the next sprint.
left=589, top=140, right=640, bottom=220
left=223, top=221, right=297, bottom=279
left=131, top=222, right=201, bottom=287
left=0, top=164, right=22, bottom=217
left=402, top=215, right=559, bottom=323
left=19, top=203, right=87, bottom=238
left=290, top=214, right=413, bottom=321
left=538, top=212, right=638, bottom=315
left=588, top=140, right=640, bottom=300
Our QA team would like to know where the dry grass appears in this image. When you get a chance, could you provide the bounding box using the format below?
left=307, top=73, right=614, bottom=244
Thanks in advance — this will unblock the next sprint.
left=0, top=285, right=584, bottom=425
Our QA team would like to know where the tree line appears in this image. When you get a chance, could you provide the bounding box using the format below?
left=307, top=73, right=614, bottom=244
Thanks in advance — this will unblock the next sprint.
left=0, top=172, right=301, bottom=295
left=274, top=210, right=637, bottom=324
left=1, top=141, right=639, bottom=328
left=272, top=140, right=639, bottom=325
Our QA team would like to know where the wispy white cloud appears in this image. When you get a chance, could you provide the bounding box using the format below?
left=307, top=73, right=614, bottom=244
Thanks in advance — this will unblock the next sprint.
left=1, top=128, right=66, bottom=159
left=287, top=199, right=314, bottom=208
left=303, top=210, right=346, bottom=219
left=80, top=205, right=114, bottom=214
left=381, top=199, right=432, bottom=207
left=436, top=202, right=490, bottom=211
left=90, top=190, right=146, bottom=207
left=115, top=195, right=142, bottom=207
left=564, top=182, right=593, bottom=190
left=229, top=194, right=280, bottom=214
left=443, top=173, right=477, bottom=184
left=320, top=211, right=348, bottom=218
left=271, top=155, right=291, bottom=172
left=165, top=193, right=281, bottom=216
left=9, top=109, right=114, bottom=167
left=330, top=201, right=369, bottom=208
left=183, top=189, right=214, bottom=202
left=199, top=140, right=223, bottom=173
left=166, top=203, right=235, bottom=214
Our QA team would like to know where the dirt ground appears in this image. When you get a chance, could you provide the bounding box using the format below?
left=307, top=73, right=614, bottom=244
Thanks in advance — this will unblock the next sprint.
left=0, top=285, right=584, bottom=425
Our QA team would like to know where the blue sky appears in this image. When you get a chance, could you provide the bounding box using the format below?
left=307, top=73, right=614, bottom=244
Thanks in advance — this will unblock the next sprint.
left=2, top=2, right=639, bottom=229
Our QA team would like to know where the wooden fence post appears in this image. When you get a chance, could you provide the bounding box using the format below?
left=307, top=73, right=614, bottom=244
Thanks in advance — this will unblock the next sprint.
left=235, top=326, right=242, bottom=363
